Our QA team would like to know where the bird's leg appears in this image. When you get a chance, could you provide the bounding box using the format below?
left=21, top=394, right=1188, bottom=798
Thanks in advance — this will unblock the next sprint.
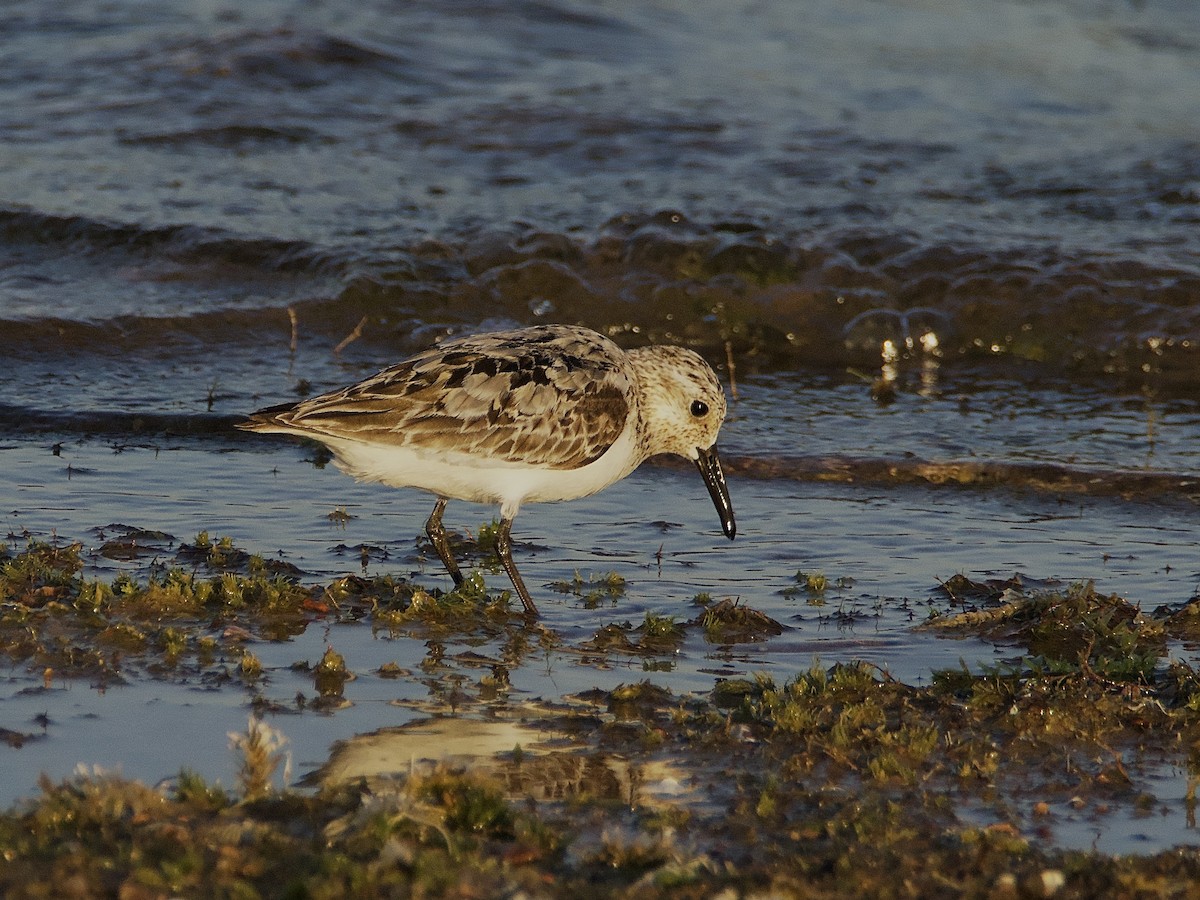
left=495, top=516, right=539, bottom=617
left=425, top=498, right=463, bottom=587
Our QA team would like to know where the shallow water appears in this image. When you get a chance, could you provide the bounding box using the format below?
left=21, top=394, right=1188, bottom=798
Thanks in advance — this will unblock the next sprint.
left=6, top=372, right=1200, bottom=855
left=3, top=0, right=1200, bottom=857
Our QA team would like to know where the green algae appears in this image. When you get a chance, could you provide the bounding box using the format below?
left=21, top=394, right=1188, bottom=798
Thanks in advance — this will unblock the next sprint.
left=0, top=534, right=547, bottom=687
left=0, top=538, right=84, bottom=603
left=6, top=653, right=1200, bottom=898
left=549, top=570, right=628, bottom=609
left=697, top=596, right=784, bottom=643
left=7, top=542, right=1200, bottom=895
left=0, top=536, right=320, bottom=683
left=313, top=645, right=352, bottom=698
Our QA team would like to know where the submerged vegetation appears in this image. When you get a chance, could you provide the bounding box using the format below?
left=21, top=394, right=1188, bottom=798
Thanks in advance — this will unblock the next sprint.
left=5, top=539, right=1200, bottom=895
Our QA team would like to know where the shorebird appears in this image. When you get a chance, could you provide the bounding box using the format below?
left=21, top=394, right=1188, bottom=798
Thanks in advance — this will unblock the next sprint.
left=239, top=324, right=735, bottom=616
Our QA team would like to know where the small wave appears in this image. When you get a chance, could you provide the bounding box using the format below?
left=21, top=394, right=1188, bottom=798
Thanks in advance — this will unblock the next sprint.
left=334, top=213, right=1200, bottom=385
left=158, top=28, right=419, bottom=90
left=119, top=124, right=328, bottom=149
left=0, top=306, right=317, bottom=356
left=4, top=207, right=1200, bottom=387
left=0, top=404, right=242, bottom=438
left=0, top=207, right=351, bottom=275
left=4, top=396, right=1193, bottom=506
left=691, top=454, right=1200, bottom=505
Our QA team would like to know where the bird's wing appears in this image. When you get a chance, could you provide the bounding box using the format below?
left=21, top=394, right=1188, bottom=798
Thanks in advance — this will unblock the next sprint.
left=244, top=328, right=633, bottom=470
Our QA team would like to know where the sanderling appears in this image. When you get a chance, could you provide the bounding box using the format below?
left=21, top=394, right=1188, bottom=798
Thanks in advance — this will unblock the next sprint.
left=239, top=323, right=735, bottom=616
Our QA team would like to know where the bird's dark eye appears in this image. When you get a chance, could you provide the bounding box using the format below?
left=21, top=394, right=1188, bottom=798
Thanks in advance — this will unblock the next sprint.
left=690, top=400, right=709, bottom=418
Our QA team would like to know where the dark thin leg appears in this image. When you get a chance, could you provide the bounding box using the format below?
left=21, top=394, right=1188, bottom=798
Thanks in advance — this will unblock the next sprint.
left=495, top=516, right=539, bottom=617
left=425, top=498, right=463, bottom=587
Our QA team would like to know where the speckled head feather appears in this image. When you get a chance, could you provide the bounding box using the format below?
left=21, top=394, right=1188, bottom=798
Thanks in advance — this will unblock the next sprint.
left=626, top=344, right=728, bottom=462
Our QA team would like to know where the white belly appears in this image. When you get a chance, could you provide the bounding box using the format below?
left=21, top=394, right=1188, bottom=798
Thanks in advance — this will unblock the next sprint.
left=324, top=423, right=643, bottom=519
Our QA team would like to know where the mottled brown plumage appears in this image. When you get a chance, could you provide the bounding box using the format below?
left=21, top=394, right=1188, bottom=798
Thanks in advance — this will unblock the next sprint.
left=248, top=326, right=632, bottom=469
left=240, top=324, right=735, bottom=616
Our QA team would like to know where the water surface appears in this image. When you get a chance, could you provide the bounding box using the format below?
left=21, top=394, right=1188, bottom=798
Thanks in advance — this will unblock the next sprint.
left=3, top=0, right=1200, bottom=855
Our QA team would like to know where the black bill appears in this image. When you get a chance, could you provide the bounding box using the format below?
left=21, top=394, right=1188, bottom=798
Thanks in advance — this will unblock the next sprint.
left=695, top=444, right=736, bottom=540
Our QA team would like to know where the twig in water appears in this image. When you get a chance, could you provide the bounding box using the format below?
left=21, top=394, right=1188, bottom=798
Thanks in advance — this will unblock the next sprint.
left=287, top=306, right=299, bottom=355
left=334, top=316, right=369, bottom=357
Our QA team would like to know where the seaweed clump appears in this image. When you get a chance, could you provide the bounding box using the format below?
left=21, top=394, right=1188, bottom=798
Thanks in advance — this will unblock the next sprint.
left=0, top=534, right=543, bottom=689
left=8, top=541, right=1200, bottom=895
